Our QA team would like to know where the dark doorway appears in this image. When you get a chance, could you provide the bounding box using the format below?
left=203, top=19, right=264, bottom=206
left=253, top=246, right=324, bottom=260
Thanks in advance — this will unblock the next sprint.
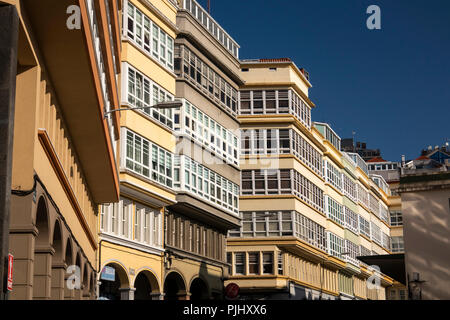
left=190, top=278, right=209, bottom=300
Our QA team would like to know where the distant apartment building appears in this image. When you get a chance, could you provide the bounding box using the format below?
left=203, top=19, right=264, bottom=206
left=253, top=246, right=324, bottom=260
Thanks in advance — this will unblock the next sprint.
left=398, top=163, right=450, bottom=300
left=4, top=0, right=122, bottom=300
left=342, top=139, right=381, bottom=162
left=225, top=60, right=395, bottom=300
left=98, top=0, right=242, bottom=300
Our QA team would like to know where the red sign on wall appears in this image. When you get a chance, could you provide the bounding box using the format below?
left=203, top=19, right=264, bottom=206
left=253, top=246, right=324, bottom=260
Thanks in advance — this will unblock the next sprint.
left=225, top=283, right=239, bottom=300
left=7, top=254, right=13, bottom=291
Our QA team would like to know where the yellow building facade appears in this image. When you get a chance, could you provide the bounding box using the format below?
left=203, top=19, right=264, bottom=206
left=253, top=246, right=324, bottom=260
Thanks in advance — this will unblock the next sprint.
left=4, top=0, right=122, bottom=300
left=97, top=0, right=178, bottom=300
left=226, top=59, right=394, bottom=300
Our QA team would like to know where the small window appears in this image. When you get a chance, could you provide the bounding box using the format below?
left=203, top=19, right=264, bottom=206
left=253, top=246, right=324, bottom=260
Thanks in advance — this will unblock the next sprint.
left=262, top=253, right=274, bottom=274
left=248, top=252, right=259, bottom=274
left=241, top=68, right=249, bottom=72
left=269, top=67, right=277, bottom=71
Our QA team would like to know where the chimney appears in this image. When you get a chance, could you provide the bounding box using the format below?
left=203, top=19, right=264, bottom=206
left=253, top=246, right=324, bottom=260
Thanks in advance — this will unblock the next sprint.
left=401, top=155, right=406, bottom=167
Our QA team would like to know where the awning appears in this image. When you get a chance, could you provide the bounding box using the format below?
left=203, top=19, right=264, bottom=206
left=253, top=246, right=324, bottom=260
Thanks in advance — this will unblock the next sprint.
left=357, top=254, right=406, bottom=285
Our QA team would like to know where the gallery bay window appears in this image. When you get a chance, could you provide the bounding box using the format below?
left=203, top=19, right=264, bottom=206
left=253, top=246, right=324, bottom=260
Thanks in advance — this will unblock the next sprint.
left=359, top=216, right=371, bottom=238
left=123, top=129, right=173, bottom=189
left=313, top=122, right=341, bottom=151
left=229, top=211, right=327, bottom=252
left=345, top=239, right=361, bottom=266
left=174, top=99, right=239, bottom=166
left=323, top=160, right=342, bottom=191
left=173, top=155, right=239, bottom=215
left=327, top=232, right=345, bottom=258
left=325, top=196, right=345, bottom=226
left=357, top=183, right=370, bottom=208
left=165, top=211, right=225, bottom=261
left=342, top=173, right=357, bottom=202
left=241, top=169, right=324, bottom=212
left=124, top=63, right=175, bottom=129
left=100, top=200, right=132, bottom=239
left=181, top=0, right=240, bottom=59
left=240, top=128, right=323, bottom=176
left=371, top=222, right=382, bottom=246
left=174, top=45, right=238, bottom=117
left=100, top=198, right=162, bottom=248
left=124, top=1, right=174, bottom=70
left=380, top=203, right=389, bottom=224
left=239, top=89, right=312, bottom=129
left=360, top=245, right=371, bottom=257
left=344, top=206, right=359, bottom=234
left=230, top=252, right=276, bottom=276
left=382, top=232, right=391, bottom=251
left=369, top=194, right=380, bottom=217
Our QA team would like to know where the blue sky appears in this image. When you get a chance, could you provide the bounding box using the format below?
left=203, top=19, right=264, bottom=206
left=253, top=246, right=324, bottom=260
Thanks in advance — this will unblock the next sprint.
left=197, top=0, right=450, bottom=161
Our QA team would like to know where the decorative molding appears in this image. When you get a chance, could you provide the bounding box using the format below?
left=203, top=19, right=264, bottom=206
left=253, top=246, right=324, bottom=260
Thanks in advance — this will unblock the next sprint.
left=38, top=129, right=97, bottom=250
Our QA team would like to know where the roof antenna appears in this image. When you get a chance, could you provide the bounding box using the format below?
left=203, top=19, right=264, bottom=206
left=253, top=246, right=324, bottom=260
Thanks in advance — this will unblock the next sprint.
left=208, top=0, right=211, bottom=14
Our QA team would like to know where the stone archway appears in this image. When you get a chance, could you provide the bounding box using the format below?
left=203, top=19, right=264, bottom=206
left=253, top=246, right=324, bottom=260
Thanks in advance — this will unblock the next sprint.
left=50, top=219, right=64, bottom=299
left=134, top=270, right=160, bottom=300
left=164, top=271, right=187, bottom=300
left=33, top=196, right=51, bottom=299
left=63, top=238, right=74, bottom=300
left=99, top=262, right=130, bottom=300
left=190, top=277, right=210, bottom=300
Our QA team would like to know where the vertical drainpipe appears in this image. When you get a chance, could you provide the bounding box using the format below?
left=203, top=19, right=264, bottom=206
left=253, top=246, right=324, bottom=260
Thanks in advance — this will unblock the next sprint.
left=0, top=4, right=19, bottom=301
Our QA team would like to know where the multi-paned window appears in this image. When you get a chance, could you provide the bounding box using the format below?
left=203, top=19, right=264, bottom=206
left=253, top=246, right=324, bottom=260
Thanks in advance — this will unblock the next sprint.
left=325, top=196, right=344, bottom=226
left=165, top=211, right=225, bottom=261
left=357, top=183, right=370, bottom=208
left=344, top=206, right=359, bottom=234
left=125, top=63, right=174, bottom=129
left=100, top=198, right=162, bottom=248
left=391, top=236, right=404, bottom=253
left=359, top=215, right=371, bottom=238
left=240, top=129, right=323, bottom=176
left=234, top=252, right=246, bottom=275
left=345, top=239, right=360, bottom=266
left=262, top=253, right=274, bottom=274
left=359, top=245, right=371, bottom=257
left=382, top=232, right=391, bottom=251
left=175, top=45, right=238, bottom=117
left=241, top=169, right=324, bottom=212
left=313, top=122, right=341, bottom=151
left=293, top=211, right=327, bottom=251
left=173, top=155, right=239, bottom=215
left=240, top=90, right=311, bottom=129
left=124, top=129, right=173, bottom=188
left=229, top=211, right=294, bottom=238
left=369, top=193, right=380, bottom=217
left=181, top=0, right=239, bottom=59
left=248, top=252, right=259, bottom=274
left=327, top=232, right=345, bottom=258
left=229, top=211, right=327, bottom=252
left=278, top=252, right=284, bottom=275
left=323, top=160, right=342, bottom=191
left=380, top=203, right=389, bottom=224
left=371, top=222, right=382, bottom=246
left=125, top=1, right=174, bottom=70
left=390, top=211, right=403, bottom=226
left=174, top=99, right=239, bottom=166
left=342, top=173, right=357, bottom=202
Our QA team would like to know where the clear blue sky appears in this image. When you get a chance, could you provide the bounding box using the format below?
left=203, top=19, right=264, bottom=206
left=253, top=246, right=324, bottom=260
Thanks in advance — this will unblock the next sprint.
left=198, top=0, right=450, bottom=161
